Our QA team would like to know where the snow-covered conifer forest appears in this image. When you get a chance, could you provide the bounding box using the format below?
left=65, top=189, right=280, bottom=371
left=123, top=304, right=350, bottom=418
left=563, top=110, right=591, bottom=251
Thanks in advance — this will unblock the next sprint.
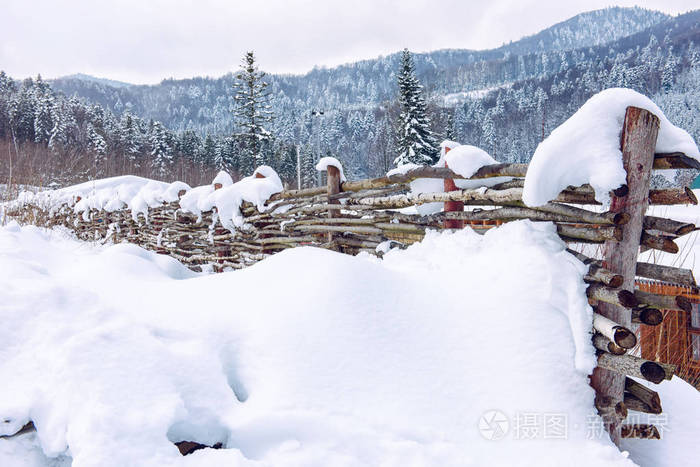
left=1, top=7, right=700, bottom=189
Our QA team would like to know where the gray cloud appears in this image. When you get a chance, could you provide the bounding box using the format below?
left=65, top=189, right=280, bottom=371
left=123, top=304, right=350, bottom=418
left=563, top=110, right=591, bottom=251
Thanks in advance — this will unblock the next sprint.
left=1, top=0, right=697, bottom=84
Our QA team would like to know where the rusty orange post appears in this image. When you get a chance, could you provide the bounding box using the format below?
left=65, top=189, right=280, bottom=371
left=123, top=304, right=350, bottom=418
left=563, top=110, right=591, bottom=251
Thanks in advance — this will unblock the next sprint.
left=443, top=146, right=464, bottom=229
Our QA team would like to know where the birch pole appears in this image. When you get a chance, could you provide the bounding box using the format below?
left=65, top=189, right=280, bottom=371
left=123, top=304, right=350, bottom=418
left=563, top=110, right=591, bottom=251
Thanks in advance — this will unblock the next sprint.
left=590, top=106, right=660, bottom=445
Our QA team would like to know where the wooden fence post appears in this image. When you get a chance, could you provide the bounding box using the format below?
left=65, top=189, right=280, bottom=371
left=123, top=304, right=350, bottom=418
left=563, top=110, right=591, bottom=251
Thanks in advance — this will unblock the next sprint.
left=590, top=106, right=660, bottom=445
left=327, top=165, right=341, bottom=243
left=443, top=146, right=465, bottom=229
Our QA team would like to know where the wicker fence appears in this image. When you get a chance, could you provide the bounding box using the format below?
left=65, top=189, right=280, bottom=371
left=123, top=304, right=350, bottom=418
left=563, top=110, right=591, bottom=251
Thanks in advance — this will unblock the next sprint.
left=5, top=106, right=700, bottom=445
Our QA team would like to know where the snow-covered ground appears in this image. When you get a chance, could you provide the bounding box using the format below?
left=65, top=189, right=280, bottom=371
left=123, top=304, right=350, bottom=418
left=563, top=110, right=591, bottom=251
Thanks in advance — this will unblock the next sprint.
left=1, top=218, right=698, bottom=467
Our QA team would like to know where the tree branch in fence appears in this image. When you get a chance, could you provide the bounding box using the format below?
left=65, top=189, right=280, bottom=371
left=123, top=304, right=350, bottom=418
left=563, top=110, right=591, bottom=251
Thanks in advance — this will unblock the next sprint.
left=640, top=231, right=679, bottom=254
left=593, top=312, right=637, bottom=349
left=624, top=393, right=660, bottom=415
left=634, top=289, right=692, bottom=312
left=643, top=215, right=695, bottom=236
left=635, top=262, right=697, bottom=287
left=652, top=152, right=700, bottom=170
left=587, top=284, right=638, bottom=308
left=648, top=186, right=698, bottom=205
left=592, top=333, right=627, bottom=355
left=625, top=377, right=662, bottom=414
left=597, top=352, right=675, bottom=384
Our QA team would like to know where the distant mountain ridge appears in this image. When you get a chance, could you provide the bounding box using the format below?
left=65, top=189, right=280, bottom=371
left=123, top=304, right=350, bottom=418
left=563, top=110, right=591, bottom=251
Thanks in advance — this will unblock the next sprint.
left=2, top=6, right=699, bottom=188
left=491, top=6, right=668, bottom=55
left=58, top=73, right=133, bottom=89
left=49, top=6, right=671, bottom=126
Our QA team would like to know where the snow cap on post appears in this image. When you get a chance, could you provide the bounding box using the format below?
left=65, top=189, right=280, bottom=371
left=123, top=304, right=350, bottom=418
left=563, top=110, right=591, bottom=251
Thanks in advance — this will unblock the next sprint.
left=315, top=157, right=347, bottom=183
left=437, top=140, right=461, bottom=166
left=212, top=171, right=233, bottom=190
left=522, top=88, right=700, bottom=208
left=252, top=166, right=283, bottom=190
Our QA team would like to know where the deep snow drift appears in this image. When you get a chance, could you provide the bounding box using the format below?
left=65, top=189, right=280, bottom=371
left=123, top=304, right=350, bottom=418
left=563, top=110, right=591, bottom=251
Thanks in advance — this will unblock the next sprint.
left=0, top=219, right=660, bottom=467
left=1, top=221, right=697, bottom=466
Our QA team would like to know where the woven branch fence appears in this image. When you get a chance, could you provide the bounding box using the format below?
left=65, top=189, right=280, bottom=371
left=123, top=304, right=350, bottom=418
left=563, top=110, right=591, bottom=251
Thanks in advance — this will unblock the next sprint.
left=5, top=106, right=700, bottom=446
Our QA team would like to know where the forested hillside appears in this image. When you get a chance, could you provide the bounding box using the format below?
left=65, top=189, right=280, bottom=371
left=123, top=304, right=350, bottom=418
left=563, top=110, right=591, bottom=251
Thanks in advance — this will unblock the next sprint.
left=2, top=6, right=699, bottom=189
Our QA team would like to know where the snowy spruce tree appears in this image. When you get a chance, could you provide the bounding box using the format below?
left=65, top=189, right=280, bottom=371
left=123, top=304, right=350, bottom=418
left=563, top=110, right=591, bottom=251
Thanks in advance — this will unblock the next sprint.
left=149, top=121, right=173, bottom=178
left=394, top=49, right=439, bottom=167
left=233, top=51, right=274, bottom=175
left=87, top=123, right=107, bottom=177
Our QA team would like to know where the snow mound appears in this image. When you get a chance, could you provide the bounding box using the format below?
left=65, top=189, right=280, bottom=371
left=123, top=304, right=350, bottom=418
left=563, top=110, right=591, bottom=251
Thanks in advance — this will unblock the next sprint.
left=192, top=166, right=283, bottom=230
left=523, top=88, right=700, bottom=207
left=211, top=171, right=234, bottom=188
left=621, top=376, right=700, bottom=466
left=444, top=144, right=513, bottom=191
left=0, top=220, right=655, bottom=466
left=315, top=156, right=347, bottom=183
left=10, top=168, right=285, bottom=233
left=9, top=176, right=192, bottom=222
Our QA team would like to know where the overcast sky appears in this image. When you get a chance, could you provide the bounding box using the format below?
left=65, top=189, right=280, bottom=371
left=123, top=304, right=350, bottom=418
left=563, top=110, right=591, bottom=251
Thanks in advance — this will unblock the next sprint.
left=1, top=0, right=698, bottom=84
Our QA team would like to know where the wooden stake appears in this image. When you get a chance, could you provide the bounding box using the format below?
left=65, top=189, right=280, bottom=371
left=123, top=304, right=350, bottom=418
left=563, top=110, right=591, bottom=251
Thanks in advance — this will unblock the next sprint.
left=591, top=106, right=659, bottom=445
left=327, top=165, right=341, bottom=243
left=443, top=147, right=465, bottom=229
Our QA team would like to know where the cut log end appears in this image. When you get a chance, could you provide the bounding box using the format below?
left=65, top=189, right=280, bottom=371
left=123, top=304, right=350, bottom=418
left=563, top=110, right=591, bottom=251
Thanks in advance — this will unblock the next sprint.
left=613, top=326, right=637, bottom=349
left=676, top=295, right=692, bottom=313
left=633, top=308, right=663, bottom=326
left=640, top=361, right=666, bottom=384
left=612, top=184, right=629, bottom=198
left=608, top=275, right=624, bottom=288
left=613, top=212, right=630, bottom=225
left=618, top=290, right=639, bottom=308
left=593, top=333, right=626, bottom=355
left=686, top=186, right=699, bottom=205
left=675, top=223, right=696, bottom=236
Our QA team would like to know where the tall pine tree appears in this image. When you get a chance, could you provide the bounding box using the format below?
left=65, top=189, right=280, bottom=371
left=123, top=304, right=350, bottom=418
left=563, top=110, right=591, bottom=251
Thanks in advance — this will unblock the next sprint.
left=394, top=49, right=439, bottom=166
left=233, top=51, right=274, bottom=175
